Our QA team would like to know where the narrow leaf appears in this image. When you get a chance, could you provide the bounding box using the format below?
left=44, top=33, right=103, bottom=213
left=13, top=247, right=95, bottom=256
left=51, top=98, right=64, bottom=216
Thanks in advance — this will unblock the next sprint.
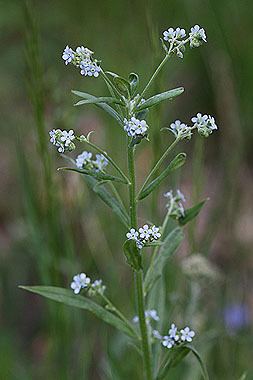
left=58, top=167, right=125, bottom=183
left=137, top=87, right=184, bottom=111
left=129, top=72, right=139, bottom=95
left=113, top=76, right=131, bottom=96
left=123, top=240, right=142, bottom=271
left=144, top=227, right=184, bottom=294
left=156, top=346, right=190, bottom=379
left=20, top=286, right=135, bottom=338
left=179, top=199, right=208, bottom=226
left=74, top=96, right=122, bottom=106
left=84, top=176, right=130, bottom=227
left=72, top=90, right=123, bottom=125
left=186, top=345, right=209, bottom=380
left=138, top=153, right=186, bottom=200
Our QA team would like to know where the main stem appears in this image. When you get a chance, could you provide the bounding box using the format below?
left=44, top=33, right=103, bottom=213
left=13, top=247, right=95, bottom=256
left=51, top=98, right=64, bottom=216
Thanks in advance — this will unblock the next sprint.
left=128, top=143, right=153, bottom=380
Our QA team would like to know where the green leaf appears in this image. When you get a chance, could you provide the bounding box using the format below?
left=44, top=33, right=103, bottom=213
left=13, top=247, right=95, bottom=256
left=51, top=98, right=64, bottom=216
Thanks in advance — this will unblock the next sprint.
left=72, top=90, right=123, bottom=125
left=156, top=346, right=190, bottom=379
left=123, top=240, right=142, bottom=271
left=144, top=227, right=184, bottom=294
left=20, top=286, right=135, bottom=338
left=129, top=72, right=139, bottom=95
left=186, top=345, right=209, bottom=380
left=157, top=345, right=209, bottom=380
left=113, top=76, right=131, bottom=97
left=84, top=176, right=130, bottom=228
left=238, top=373, right=247, bottom=380
left=74, top=96, right=122, bottom=107
left=138, top=153, right=186, bottom=200
left=58, top=167, right=125, bottom=184
left=179, top=199, right=208, bottom=226
left=137, top=87, right=184, bottom=111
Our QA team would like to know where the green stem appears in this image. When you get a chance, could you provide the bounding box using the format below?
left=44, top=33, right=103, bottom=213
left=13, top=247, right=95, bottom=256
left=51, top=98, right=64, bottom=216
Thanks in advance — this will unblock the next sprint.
left=138, top=138, right=179, bottom=198
left=127, top=141, right=153, bottom=380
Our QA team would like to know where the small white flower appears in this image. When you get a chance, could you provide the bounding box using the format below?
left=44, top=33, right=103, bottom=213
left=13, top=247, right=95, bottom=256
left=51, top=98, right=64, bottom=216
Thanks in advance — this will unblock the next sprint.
left=70, top=273, right=91, bottom=294
left=62, top=45, right=74, bottom=65
left=124, top=117, right=149, bottom=139
left=164, top=189, right=186, bottom=219
left=192, top=113, right=218, bottom=137
left=189, top=25, right=207, bottom=48
left=180, top=326, right=195, bottom=342
left=136, top=240, right=144, bottom=249
left=76, top=151, right=93, bottom=169
left=80, top=60, right=101, bottom=77
left=126, top=228, right=139, bottom=241
left=76, top=46, right=93, bottom=58
left=163, top=27, right=186, bottom=42
left=176, top=189, right=186, bottom=202
left=93, top=154, right=108, bottom=171
left=162, top=336, right=175, bottom=349
left=60, top=130, right=75, bottom=146
left=88, top=279, right=106, bottom=296
left=169, top=119, right=192, bottom=140
left=208, top=115, right=218, bottom=130
left=139, top=224, right=152, bottom=240
left=150, top=225, right=161, bottom=240
left=153, top=330, right=162, bottom=340
left=146, top=309, right=160, bottom=321
left=133, top=315, right=139, bottom=323
left=169, top=323, right=180, bottom=341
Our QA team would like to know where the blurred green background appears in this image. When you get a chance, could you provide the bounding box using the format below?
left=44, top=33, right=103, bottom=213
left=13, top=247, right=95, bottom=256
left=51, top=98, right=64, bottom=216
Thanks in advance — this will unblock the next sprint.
left=1, top=0, right=252, bottom=379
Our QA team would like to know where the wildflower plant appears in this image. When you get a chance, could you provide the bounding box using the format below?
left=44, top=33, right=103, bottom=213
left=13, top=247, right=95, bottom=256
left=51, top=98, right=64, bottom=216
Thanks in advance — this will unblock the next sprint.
left=21, top=24, right=216, bottom=380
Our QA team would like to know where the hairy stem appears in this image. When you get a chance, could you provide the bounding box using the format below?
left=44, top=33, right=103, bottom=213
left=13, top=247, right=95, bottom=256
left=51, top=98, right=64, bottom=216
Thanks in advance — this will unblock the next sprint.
left=128, top=142, right=153, bottom=380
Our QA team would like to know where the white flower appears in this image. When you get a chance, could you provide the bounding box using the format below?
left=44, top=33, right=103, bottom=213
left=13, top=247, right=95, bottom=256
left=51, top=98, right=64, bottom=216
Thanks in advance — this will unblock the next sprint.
left=163, top=27, right=186, bottom=42
left=180, top=326, right=195, bottom=342
left=124, top=117, right=149, bottom=138
left=153, top=330, right=162, bottom=340
left=49, top=129, right=75, bottom=153
left=76, top=151, right=92, bottom=169
left=191, top=113, right=218, bottom=137
left=146, top=309, right=160, bottom=321
left=93, top=154, right=108, bottom=171
left=136, top=240, right=144, bottom=249
left=169, top=119, right=192, bottom=140
left=70, top=273, right=91, bottom=294
left=60, top=130, right=75, bottom=146
left=76, top=46, right=93, bottom=58
left=80, top=60, right=101, bottom=77
left=133, top=309, right=159, bottom=324
left=150, top=225, right=161, bottom=240
left=169, top=323, right=180, bottom=341
left=126, top=228, right=139, bottom=241
left=162, top=336, right=175, bottom=349
left=88, top=279, right=106, bottom=296
left=164, top=189, right=186, bottom=219
left=139, top=224, right=152, bottom=240
left=189, top=25, right=207, bottom=48
left=62, top=45, right=74, bottom=65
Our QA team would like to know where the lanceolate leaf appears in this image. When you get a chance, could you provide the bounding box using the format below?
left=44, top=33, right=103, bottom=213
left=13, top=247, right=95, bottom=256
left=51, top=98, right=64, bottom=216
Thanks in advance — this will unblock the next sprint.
left=113, top=76, right=131, bottom=97
left=72, top=90, right=123, bottom=125
left=123, top=240, right=142, bottom=271
left=144, top=227, right=184, bottom=294
left=156, top=345, right=209, bottom=380
left=129, top=72, right=139, bottom=96
left=19, top=286, right=135, bottom=338
left=179, top=199, right=208, bottom=226
left=84, top=176, right=130, bottom=228
left=58, top=167, right=126, bottom=183
left=138, top=153, right=186, bottom=200
left=74, top=96, right=122, bottom=107
left=137, top=87, right=184, bottom=111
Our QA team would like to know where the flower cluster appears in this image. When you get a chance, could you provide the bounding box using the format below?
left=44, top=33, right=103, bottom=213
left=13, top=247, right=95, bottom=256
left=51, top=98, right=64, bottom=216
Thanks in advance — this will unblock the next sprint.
left=124, top=117, right=149, bottom=139
left=126, top=224, right=161, bottom=249
left=49, top=129, right=75, bottom=153
left=133, top=309, right=160, bottom=324
left=164, top=189, right=186, bottom=220
left=162, top=25, right=207, bottom=58
left=191, top=112, right=218, bottom=137
left=168, top=113, right=218, bottom=140
left=169, top=120, right=192, bottom=140
left=62, top=45, right=101, bottom=77
left=76, top=151, right=108, bottom=172
left=70, top=272, right=106, bottom=296
left=161, top=323, right=195, bottom=349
